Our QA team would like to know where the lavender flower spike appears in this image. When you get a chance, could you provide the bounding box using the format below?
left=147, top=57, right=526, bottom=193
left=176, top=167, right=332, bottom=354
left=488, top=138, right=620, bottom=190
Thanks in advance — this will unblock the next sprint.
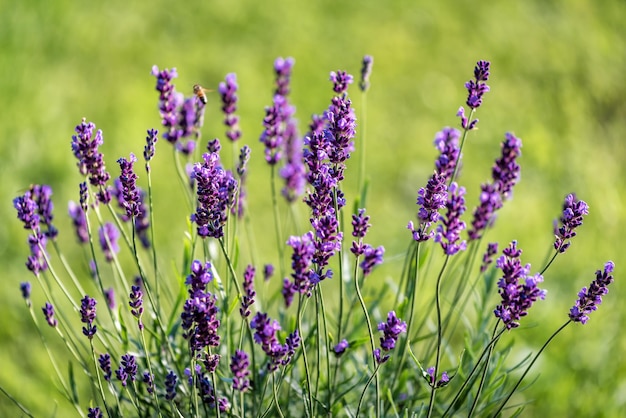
left=129, top=285, right=144, bottom=330
left=434, top=182, right=467, bottom=256
left=230, top=350, right=251, bottom=392
left=494, top=241, right=546, bottom=329
left=165, top=370, right=178, bottom=400
left=569, top=261, right=615, bottom=324
left=553, top=193, right=589, bottom=253
left=117, top=153, right=141, bottom=218
left=98, top=222, right=120, bottom=262
left=359, top=55, right=374, bottom=92
left=71, top=118, right=111, bottom=204
left=42, top=302, right=58, bottom=327
left=219, top=73, right=241, bottom=142
left=80, top=295, right=97, bottom=339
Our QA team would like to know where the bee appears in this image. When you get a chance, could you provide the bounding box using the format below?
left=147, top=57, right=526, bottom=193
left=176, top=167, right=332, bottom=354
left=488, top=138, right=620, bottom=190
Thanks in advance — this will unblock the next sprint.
left=193, top=84, right=212, bottom=105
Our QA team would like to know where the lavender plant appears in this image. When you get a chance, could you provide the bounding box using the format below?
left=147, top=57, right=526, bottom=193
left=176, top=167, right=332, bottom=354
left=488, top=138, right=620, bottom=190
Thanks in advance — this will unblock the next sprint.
left=7, top=57, right=615, bottom=418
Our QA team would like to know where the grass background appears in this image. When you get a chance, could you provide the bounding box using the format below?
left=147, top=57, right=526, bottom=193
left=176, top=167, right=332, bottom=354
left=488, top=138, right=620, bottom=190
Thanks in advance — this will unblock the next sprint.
left=1, top=0, right=625, bottom=416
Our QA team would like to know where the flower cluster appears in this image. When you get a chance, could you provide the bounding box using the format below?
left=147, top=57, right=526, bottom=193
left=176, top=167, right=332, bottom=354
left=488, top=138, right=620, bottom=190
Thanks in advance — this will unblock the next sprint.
left=434, top=182, right=467, bottom=256
left=569, top=261, right=615, bottom=324
left=71, top=119, right=111, bottom=204
left=98, top=222, right=120, bottom=262
left=467, top=133, right=522, bottom=241
left=190, top=151, right=238, bottom=239
left=80, top=295, right=97, bottom=339
left=458, top=60, right=491, bottom=130
left=230, top=350, right=251, bottom=392
left=151, top=65, right=204, bottom=153
left=553, top=193, right=589, bottom=253
left=408, top=172, right=448, bottom=242
left=374, top=311, right=407, bottom=364
left=181, top=261, right=221, bottom=356
left=219, top=73, right=241, bottom=142
left=13, top=189, right=49, bottom=274
left=250, top=312, right=300, bottom=372
left=240, top=264, right=256, bottom=318
left=129, top=285, right=144, bottom=330
left=116, top=353, right=137, bottom=387
left=494, top=241, right=546, bottom=329
left=42, top=302, right=57, bottom=328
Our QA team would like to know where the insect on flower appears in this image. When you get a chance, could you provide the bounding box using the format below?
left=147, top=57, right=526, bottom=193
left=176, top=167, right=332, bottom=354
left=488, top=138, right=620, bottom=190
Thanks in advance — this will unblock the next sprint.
left=193, top=84, right=213, bottom=105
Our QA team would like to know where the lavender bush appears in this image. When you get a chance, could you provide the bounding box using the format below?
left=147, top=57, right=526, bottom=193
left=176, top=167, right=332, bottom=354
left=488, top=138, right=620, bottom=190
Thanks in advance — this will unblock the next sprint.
left=7, top=57, right=614, bottom=417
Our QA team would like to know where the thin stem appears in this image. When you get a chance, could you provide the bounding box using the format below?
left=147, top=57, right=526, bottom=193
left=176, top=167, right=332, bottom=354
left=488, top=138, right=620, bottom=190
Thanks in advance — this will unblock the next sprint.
left=354, top=260, right=379, bottom=418
left=427, top=254, right=451, bottom=418
left=490, top=320, right=571, bottom=418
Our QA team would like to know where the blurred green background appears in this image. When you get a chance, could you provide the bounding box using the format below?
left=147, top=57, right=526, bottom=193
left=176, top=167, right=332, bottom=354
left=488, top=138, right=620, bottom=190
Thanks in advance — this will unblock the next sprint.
left=1, top=0, right=625, bottom=416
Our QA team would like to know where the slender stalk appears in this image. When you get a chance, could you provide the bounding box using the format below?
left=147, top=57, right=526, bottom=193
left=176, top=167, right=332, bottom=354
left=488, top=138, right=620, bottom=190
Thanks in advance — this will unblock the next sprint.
left=426, top=254, right=450, bottom=418
left=491, top=321, right=571, bottom=418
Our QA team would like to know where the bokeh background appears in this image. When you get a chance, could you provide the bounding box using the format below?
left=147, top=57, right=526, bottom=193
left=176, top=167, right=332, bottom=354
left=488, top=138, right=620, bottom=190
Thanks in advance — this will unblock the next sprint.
left=1, top=0, right=625, bottom=416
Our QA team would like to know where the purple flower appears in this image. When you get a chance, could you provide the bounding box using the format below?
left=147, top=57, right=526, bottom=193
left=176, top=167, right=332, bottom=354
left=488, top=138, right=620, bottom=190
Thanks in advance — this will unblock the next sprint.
left=260, top=94, right=294, bottom=165
left=143, top=371, right=154, bottom=394
left=185, top=260, right=214, bottom=295
left=280, top=119, right=306, bottom=203
left=359, top=55, right=374, bottom=92
left=351, top=209, right=372, bottom=256
left=434, top=182, right=467, bottom=256
left=68, top=201, right=88, bottom=244
left=274, top=57, right=295, bottom=96
left=333, top=339, right=349, bottom=357
left=80, top=295, right=97, bottom=339
left=87, top=407, right=102, bottom=418
left=25, top=232, right=48, bottom=275
left=28, top=185, right=58, bottom=240
left=263, top=263, right=274, bottom=281
left=494, top=241, right=546, bottom=329
left=129, top=285, right=144, bottom=330
left=283, top=329, right=300, bottom=366
left=204, top=353, right=220, bottom=373
left=219, top=73, right=241, bottom=142
left=14, top=192, right=40, bottom=231
left=42, top=302, right=58, bottom=327
left=426, top=367, right=450, bottom=388
left=480, top=242, right=499, bottom=273
left=165, top=370, right=178, bottom=400
left=151, top=65, right=205, bottom=150
left=433, top=127, right=461, bottom=182
left=98, top=222, right=120, bottom=262
left=468, top=134, right=522, bottom=241
left=20, top=282, right=31, bottom=303
left=71, top=119, right=111, bottom=204
left=408, top=172, right=448, bottom=242
left=569, top=261, right=615, bottom=324
left=235, top=145, right=251, bottom=218
left=492, top=133, right=522, bottom=199
left=359, top=245, right=385, bottom=276
left=373, top=348, right=389, bottom=365
left=181, top=264, right=220, bottom=356
left=240, top=265, right=256, bottom=318
left=143, top=128, right=158, bottom=167
left=286, top=232, right=316, bottom=296
left=230, top=350, right=251, bottom=392
left=250, top=312, right=295, bottom=372
left=458, top=60, right=491, bottom=129
left=329, top=70, right=354, bottom=94
left=190, top=152, right=238, bottom=239
left=116, top=153, right=141, bottom=219
left=464, top=60, right=490, bottom=109
left=377, top=311, right=407, bottom=352
left=553, top=193, right=589, bottom=253
left=99, top=353, right=112, bottom=381
left=116, top=354, right=137, bottom=387
left=282, top=278, right=296, bottom=308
